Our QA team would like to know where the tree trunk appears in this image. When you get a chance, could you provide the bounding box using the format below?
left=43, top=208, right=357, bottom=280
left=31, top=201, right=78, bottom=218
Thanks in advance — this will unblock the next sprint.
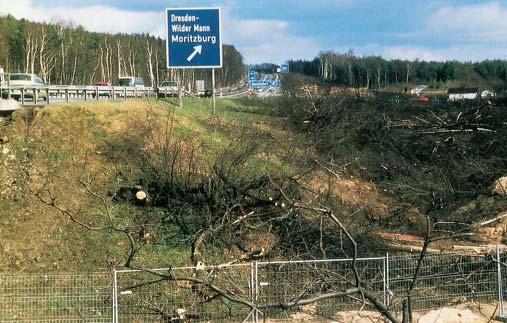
left=70, top=51, right=77, bottom=85
left=145, top=40, right=155, bottom=87
left=406, top=63, right=410, bottom=84
left=116, top=39, right=123, bottom=79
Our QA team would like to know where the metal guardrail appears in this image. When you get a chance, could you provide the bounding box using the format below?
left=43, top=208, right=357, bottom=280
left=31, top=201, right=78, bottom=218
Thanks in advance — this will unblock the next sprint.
left=0, top=85, right=156, bottom=106
left=0, top=85, right=252, bottom=107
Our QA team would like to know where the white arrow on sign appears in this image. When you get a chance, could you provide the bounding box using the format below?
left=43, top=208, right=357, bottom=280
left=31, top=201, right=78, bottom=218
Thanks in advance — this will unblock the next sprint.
left=186, top=45, right=203, bottom=62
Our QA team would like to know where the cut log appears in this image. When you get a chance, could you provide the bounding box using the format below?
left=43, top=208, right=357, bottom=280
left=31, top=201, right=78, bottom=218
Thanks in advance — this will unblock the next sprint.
left=386, top=242, right=441, bottom=253
left=135, top=190, right=147, bottom=201
left=479, top=211, right=507, bottom=227
left=452, top=244, right=506, bottom=253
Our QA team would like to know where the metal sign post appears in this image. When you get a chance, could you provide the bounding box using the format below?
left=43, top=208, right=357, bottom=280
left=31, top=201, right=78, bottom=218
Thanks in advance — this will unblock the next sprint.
left=212, top=68, right=216, bottom=115
left=179, top=87, right=183, bottom=108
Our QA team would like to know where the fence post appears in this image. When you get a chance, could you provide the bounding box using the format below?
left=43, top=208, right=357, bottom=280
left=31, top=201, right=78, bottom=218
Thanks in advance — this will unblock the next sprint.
left=248, top=261, right=259, bottom=322
left=497, top=245, right=504, bottom=317
left=386, top=252, right=390, bottom=308
left=250, top=262, right=255, bottom=323
left=383, top=254, right=387, bottom=307
left=254, top=261, right=259, bottom=323
left=112, top=268, right=119, bottom=323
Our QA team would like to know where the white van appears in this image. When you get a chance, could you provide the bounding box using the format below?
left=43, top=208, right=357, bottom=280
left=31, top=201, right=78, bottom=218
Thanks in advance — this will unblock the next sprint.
left=118, top=76, right=145, bottom=88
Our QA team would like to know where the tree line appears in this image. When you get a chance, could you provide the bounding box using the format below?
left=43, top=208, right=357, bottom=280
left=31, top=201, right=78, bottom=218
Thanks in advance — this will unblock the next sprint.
left=289, top=50, right=507, bottom=91
left=249, top=63, right=279, bottom=74
left=0, top=15, right=245, bottom=88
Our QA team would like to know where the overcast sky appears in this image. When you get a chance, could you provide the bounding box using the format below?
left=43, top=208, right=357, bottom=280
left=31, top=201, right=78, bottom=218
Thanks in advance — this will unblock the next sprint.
left=1, top=0, right=507, bottom=64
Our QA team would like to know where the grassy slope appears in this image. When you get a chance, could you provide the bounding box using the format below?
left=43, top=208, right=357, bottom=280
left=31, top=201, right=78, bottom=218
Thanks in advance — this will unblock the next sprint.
left=0, top=98, right=302, bottom=272
left=0, top=97, right=391, bottom=273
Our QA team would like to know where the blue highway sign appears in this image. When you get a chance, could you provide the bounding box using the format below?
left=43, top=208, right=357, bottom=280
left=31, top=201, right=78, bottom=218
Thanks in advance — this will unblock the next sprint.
left=248, top=71, right=256, bottom=81
left=280, top=64, right=289, bottom=73
left=166, top=7, right=222, bottom=68
left=250, top=80, right=272, bottom=88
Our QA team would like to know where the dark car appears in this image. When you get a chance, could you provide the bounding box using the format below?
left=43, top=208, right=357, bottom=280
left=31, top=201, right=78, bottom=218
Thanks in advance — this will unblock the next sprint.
left=201, top=89, right=213, bottom=98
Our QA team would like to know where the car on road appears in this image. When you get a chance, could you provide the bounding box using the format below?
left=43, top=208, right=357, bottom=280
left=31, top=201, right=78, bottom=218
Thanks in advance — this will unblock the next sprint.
left=92, top=81, right=112, bottom=98
left=1, top=73, right=47, bottom=101
left=118, top=76, right=144, bottom=88
left=156, top=80, right=180, bottom=98
left=201, top=89, right=213, bottom=98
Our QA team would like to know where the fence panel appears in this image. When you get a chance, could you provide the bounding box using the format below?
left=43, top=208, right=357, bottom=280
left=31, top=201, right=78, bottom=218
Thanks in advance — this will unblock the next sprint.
left=255, top=258, right=386, bottom=321
left=499, top=250, right=507, bottom=318
left=388, top=252, right=499, bottom=314
left=0, top=273, right=112, bottom=322
left=115, top=264, right=254, bottom=322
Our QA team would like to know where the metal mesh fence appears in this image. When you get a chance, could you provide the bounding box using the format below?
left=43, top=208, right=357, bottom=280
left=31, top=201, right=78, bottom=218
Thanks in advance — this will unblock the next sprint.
left=256, top=258, right=386, bottom=321
left=388, top=252, right=499, bottom=314
left=0, top=273, right=112, bottom=322
left=2, top=250, right=507, bottom=322
left=115, top=264, right=254, bottom=322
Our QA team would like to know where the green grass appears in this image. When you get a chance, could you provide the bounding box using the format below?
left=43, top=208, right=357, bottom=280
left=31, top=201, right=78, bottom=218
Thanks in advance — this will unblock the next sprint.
left=48, top=150, right=72, bottom=161
left=134, top=244, right=190, bottom=268
left=160, top=97, right=276, bottom=126
left=0, top=97, right=303, bottom=272
left=155, top=98, right=283, bottom=161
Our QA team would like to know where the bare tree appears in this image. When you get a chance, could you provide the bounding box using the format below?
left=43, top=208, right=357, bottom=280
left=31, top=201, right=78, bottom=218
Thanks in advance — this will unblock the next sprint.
left=23, top=24, right=39, bottom=74
left=38, top=25, right=56, bottom=84
left=145, top=40, right=155, bottom=87
left=116, top=38, right=124, bottom=79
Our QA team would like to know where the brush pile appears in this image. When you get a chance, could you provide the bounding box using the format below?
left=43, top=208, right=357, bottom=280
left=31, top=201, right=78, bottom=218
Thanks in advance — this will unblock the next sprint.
left=282, top=94, right=507, bottom=230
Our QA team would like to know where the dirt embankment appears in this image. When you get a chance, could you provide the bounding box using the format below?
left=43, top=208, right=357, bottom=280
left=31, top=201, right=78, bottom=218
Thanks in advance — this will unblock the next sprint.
left=2, top=97, right=506, bottom=273
left=0, top=100, right=330, bottom=272
left=0, top=102, right=176, bottom=272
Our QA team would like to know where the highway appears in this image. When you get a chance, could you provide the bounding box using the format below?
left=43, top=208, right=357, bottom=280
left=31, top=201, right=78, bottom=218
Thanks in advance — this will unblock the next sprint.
left=247, top=73, right=282, bottom=98
left=0, top=73, right=281, bottom=112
